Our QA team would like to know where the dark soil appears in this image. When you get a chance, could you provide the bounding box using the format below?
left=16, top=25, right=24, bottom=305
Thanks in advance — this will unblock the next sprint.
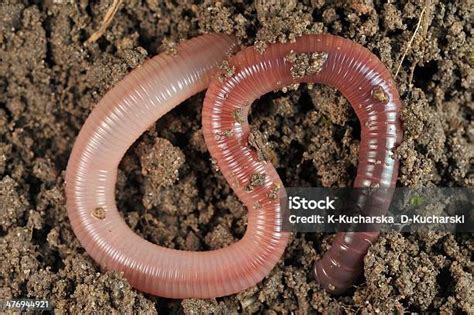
left=0, top=0, right=472, bottom=313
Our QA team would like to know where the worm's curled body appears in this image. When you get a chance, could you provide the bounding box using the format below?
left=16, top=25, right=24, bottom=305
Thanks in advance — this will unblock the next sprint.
left=203, top=34, right=402, bottom=294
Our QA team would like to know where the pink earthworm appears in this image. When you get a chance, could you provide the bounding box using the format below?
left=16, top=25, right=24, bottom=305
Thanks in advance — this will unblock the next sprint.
left=66, top=32, right=402, bottom=298
left=202, top=34, right=402, bottom=294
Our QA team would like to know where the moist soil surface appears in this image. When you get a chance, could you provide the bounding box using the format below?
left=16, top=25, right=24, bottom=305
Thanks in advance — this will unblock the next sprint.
left=0, top=0, right=472, bottom=314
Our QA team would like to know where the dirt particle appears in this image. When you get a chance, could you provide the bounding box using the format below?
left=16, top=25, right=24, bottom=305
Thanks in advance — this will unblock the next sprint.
left=91, top=207, right=106, bottom=220
left=139, top=138, right=184, bottom=187
left=204, top=224, right=234, bottom=249
left=185, top=231, right=201, bottom=251
left=190, top=129, right=206, bottom=153
left=32, top=158, right=57, bottom=184
left=285, top=50, right=328, bottom=80
left=466, top=51, right=474, bottom=66
left=351, top=1, right=374, bottom=15
left=215, top=129, right=233, bottom=140
left=273, top=96, right=295, bottom=117
left=248, top=128, right=274, bottom=162
left=245, top=173, right=266, bottom=192
left=217, top=60, right=235, bottom=82
left=160, top=37, right=178, bottom=56
left=281, top=83, right=300, bottom=93
left=267, top=183, right=281, bottom=200
left=210, top=158, right=219, bottom=172
left=233, top=108, right=245, bottom=124
left=137, top=138, right=185, bottom=209
left=371, top=85, right=389, bottom=103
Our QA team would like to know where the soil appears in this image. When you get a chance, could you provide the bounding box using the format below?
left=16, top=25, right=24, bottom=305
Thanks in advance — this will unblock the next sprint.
left=0, top=0, right=472, bottom=313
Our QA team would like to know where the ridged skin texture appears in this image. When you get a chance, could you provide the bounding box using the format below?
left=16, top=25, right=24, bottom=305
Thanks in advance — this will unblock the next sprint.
left=202, top=34, right=402, bottom=294
left=64, top=34, right=257, bottom=299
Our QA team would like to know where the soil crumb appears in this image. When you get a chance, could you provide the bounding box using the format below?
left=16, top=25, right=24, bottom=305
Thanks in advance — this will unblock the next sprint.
left=285, top=51, right=328, bottom=79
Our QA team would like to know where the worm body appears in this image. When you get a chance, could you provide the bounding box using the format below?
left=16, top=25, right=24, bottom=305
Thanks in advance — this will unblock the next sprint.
left=203, top=34, right=402, bottom=294
left=65, top=34, right=280, bottom=299
left=66, top=32, right=402, bottom=298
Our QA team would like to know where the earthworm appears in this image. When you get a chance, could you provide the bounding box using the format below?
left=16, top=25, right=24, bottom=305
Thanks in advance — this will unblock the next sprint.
left=203, top=34, right=402, bottom=294
left=66, top=31, right=401, bottom=298
left=65, top=33, right=284, bottom=299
